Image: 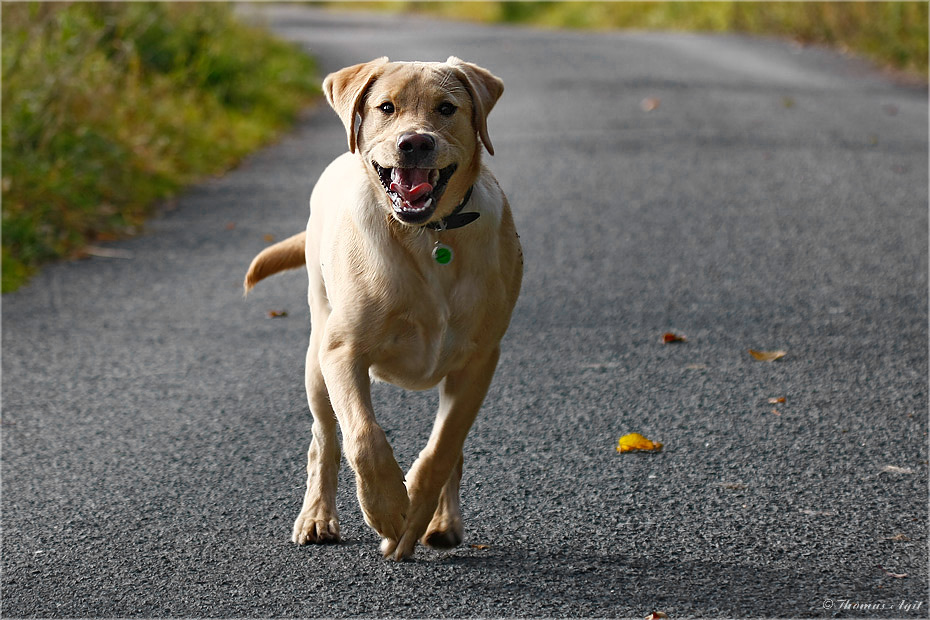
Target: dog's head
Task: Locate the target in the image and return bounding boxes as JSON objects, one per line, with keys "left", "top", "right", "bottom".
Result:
{"left": 323, "top": 57, "right": 504, "bottom": 226}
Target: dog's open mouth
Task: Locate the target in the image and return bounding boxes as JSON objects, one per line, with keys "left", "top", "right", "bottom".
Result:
{"left": 374, "top": 162, "right": 457, "bottom": 224}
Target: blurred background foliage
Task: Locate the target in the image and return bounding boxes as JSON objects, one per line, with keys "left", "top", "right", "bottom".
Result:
{"left": 2, "top": 2, "right": 318, "bottom": 292}
{"left": 338, "top": 1, "right": 928, "bottom": 76}
{"left": 3, "top": 2, "right": 925, "bottom": 292}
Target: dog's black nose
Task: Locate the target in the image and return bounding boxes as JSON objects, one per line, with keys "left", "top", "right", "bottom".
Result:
{"left": 397, "top": 132, "right": 436, "bottom": 154}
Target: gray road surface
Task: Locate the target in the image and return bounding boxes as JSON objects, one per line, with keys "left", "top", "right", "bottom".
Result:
{"left": 3, "top": 6, "right": 927, "bottom": 618}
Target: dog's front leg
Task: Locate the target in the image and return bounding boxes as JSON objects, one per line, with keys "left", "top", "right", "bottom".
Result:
{"left": 383, "top": 347, "right": 501, "bottom": 561}
{"left": 293, "top": 332, "right": 341, "bottom": 545}
{"left": 319, "top": 336, "right": 409, "bottom": 548}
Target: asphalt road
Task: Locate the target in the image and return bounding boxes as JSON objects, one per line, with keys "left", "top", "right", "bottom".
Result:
{"left": 3, "top": 6, "right": 927, "bottom": 618}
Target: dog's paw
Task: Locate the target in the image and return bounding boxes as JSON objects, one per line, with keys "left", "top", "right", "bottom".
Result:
{"left": 292, "top": 512, "right": 341, "bottom": 545}
{"left": 422, "top": 517, "right": 464, "bottom": 549}
{"left": 381, "top": 529, "right": 418, "bottom": 561}
{"left": 357, "top": 471, "right": 409, "bottom": 545}
{"left": 380, "top": 494, "right": 441, "bottom": 560}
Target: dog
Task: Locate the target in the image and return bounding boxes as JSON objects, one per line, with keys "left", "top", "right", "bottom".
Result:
{"left": 244, "top": 57, "right": 522, "bottom": 560}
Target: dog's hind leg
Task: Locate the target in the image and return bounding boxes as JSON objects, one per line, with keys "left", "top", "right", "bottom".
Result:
{"left": 292, "top": 330, "right": 342, "bottom": 544}
{"left": 385, "top": 346, "right": 501, "bottom": 560}
{"left": 422, "top": 451, "right": 464, "bottom": 549}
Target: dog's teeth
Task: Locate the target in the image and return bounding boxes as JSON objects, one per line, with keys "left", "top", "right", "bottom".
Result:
{"left": 424, "top": 198, "right": 433, "bottom": 209}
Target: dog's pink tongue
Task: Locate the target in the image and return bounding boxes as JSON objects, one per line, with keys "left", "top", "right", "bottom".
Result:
{"left": 390, "top": 168, "right": 432, "bottom": 202}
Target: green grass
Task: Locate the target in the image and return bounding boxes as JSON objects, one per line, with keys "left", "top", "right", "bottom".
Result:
{"left": 334, "top": 1, "right": 928, "bottom": 77}
{"left": 2, "top": 3, "right": 319, "bottom": 293}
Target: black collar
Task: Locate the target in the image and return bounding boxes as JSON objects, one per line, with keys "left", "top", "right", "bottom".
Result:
{"left": 425, "top": 186, "right": 479, "bottom": 231}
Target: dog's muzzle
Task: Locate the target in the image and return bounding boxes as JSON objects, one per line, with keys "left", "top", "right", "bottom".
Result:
{"left": 373, "top": 162, "right": 457, "bottom": 225}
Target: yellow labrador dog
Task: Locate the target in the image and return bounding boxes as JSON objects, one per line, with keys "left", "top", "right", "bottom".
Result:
{"left": 244, "top": 57, "right": 522, "bottom": 560}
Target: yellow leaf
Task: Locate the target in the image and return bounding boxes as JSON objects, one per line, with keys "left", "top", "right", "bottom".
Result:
{"left": 749, "top": 349, "right": 786, "bottom": 362}
{"left": 617, "top": 432, "right": 663, "bottom": 453}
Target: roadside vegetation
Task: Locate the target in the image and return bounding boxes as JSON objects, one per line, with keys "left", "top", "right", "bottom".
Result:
{"left": 339, "top": 1, "right": 928, "bottom": 77}
{"left": 1, "top": 3, "right": 318, "bottom": 292}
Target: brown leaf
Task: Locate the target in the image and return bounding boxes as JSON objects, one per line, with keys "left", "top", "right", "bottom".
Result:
{"left": 720, "top": 482, "right": 747, "bottom": 490}
{"left": 749, "top": 349, "right": 786, "bottom": 362}
{"left": 645, "top": 612, "right": 668, "bottom": 620}
{"left": 267, "top": 310, "right": 288, "bottom": 319}
{"left": 770, "top": 408, "right": 781, "bottom": 416}
{"left": 225, "top": 222, "right": 237, "bottom": 230}
{"left": 470, "top": 544, "right": 490, "bottom": 550}
{"left": 662, "top": 332, "right": 687, "bottom": 344}
{"left": 640, "top": 97, "right": 661, "bottom": 112}
{"left": 768, "top": 397, "right": 786, "bottom": 404}
{"left": 617, "top": 432, "right": 663, "bottom": 453}
{"left": 263, "top": 233, "right": 275, "bottom": 243}
{"left": 878, "top": 565, "right": 908, "bottom": 579}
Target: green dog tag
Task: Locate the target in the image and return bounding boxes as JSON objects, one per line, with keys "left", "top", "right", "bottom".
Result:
{"left": 432, "top": 242, "right": 453, "bottom": 265}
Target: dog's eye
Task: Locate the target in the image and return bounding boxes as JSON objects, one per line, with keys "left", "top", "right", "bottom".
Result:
{"left": 378, "top": 102, "right": 395, "bottom": 115}
{"left": 437, "top": 102, "right": 457, "bottom": 117}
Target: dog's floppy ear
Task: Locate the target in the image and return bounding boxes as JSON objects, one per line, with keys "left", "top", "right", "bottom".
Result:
{"left": 446, "top": 56, "right": 504, "bottom": 156}
{"left": 323, "top": 57, "right": 389, "bottom": 153}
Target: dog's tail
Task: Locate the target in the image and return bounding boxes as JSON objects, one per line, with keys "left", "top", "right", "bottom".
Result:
{"left": 243, "top": 231, "right": 307, "bottom": 294}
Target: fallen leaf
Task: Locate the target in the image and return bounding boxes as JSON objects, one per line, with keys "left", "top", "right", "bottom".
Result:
{"left": 878, "top": 565, "right": 908, "bottom": 579}
{"left": 83, "top": 246, "right": 133, "bottom": 259}
{"left": 263, "top": 233, "right": 275, "bottom": 243}
{"left": 720, "top": 482, "right": 747, "bottom": 490}
{"left": 617, "top": 432, "right": 663, "bottom": 453}
{"left": 645, "top": 612, "right": 668, "bottom": 620}
{"left": 662, "top": 332, "right": 687, "bottom": 344}
{"left": 470, "top": 544, "right": 490, "bottom": 550}
{"left": 768, "top": 397, "right": 786, "bottom": 404}
{"left": 800, "top": 509, "right": 836, "bottom": 516}
{"left": 770, "top": 408, "right": 781, "bottom": 416}
{"left": 267, "top": 310, "right": 288, "bottom": 319}
{"left": 640, "top": 97, "right": 661, "bottom": 112}
{"left": 881, "top": 465, "right": 914, "bottom": 474}
{"left": 749, "top": 349, "right": 786, "bottom": 362}
{"left": 225, "top": 222, "right": 236, "bottom": 230}
{"left": 684, "top": 363, "right": 706, "bottom": 370}
{"left": 885, "top": 533, "right": 909, "bottom": 541}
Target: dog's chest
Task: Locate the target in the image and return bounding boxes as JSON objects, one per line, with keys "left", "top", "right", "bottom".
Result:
{"left": 368, "top": 253, "right": 487, "bottom": 389}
